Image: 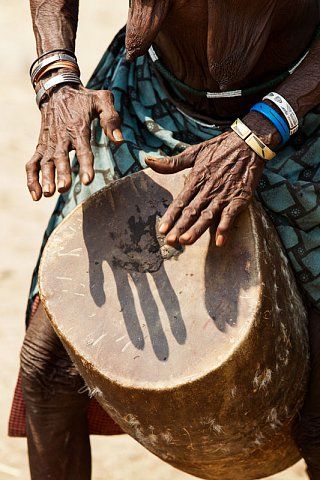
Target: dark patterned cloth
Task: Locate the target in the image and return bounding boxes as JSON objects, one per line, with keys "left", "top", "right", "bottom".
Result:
{"left": 27, "top": 27, "right": 320, "bottom": 317}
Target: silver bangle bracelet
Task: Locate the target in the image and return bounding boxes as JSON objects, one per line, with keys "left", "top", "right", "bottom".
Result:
{"left": 29, "top": 49, "right": 76, "bottom": 76}
{"left": 263, "top": 92, "right": 299, "bottom": 135}
{"left": 36, "top": 72, "right": 82, "bottom": 108}
{"left": 31, "top": 53, "right": 78, "bottom": 86}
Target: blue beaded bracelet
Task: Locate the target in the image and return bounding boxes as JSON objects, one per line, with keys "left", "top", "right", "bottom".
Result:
{"left": 250, "top": 102, "right": 290, "bottom": 147}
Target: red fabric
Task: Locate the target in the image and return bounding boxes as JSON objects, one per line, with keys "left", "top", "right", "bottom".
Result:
{"left": 8, "top": 296, "right": 123, "bottom": 438}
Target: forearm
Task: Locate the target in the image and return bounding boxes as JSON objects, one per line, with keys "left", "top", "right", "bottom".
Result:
{"left": 29, "top": 0, "right": 79, "bottom": 55}
{"left": 276, "top": 38, "right": 320, "bottom": 118}
{"left": 243, "top": 37, "right": 320, "bottom": 150}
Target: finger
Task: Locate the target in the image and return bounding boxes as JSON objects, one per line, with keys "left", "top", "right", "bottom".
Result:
{"left": 94, "top": 91, "right": 123, "bottom": 143}
{"left": 145, "top": 149, "right": 196, "bottom": 174}
{"left": 164, "top": 183, "right": 214, "bottom": 244}
{"left": 40, "top": 153, "right": 56, "bottom": 197}
{"left": 53, "top": 137, "right": 72, "bottom": 193}
{"left": 215, "top": 199, "right": 248, "bottom": 247}
{"left": 72, "top": 129, "right": 95, "bottom": 185}
{"left": 26, "top": 151, "right": 42, "bottom": 201}
{"left": 159, "top": 178, "right": 202, "bottom": 237}
{"left": 179, "top": 200, "right": 221, "bottom": 245}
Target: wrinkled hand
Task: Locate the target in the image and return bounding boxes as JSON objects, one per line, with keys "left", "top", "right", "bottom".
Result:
{"left": 146, "top": 131, "right": 266, "bottom": 247}
{"left": 26, "top": 85, "right": 123, "bottom": 200}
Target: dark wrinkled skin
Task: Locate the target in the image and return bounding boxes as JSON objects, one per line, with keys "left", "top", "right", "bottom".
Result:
{"left": 26, "top": 86, "right": 123, "bottom": 199}
{"left": 20, "top": 302, "right": 91, "bottom": 480}
{"left": 24, "top": 1, "right": 320, "bottom": 479}
{"left": 27, "top": 0, "right": 320, "bottom": 249}
{"left": 146, "top": 132, "right": 265, "bottom": 247}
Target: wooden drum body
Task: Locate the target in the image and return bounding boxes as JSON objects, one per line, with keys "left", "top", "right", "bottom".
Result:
{"left": 39, "top": 169, "right": 308, "bottom": 480}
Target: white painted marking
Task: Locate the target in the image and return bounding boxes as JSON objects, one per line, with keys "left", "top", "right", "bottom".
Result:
{"left": 116, "top": 335, "right": 126, "bottom": 343}
{"left": 121, "top": 341, "right": 131, "bottom": 352}
{"left": 58, "top": 248, "right": 82, "bottom": 257}
{"left": 92, "top": 333, "right": 107, "bottom": 347}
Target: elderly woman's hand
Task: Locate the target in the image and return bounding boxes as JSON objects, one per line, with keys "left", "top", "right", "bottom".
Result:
{"left": 146, "top": 126, "right": 270, "bottom": 248}
{"left": 26, "top": 85, "right": 123, "bottom": 201}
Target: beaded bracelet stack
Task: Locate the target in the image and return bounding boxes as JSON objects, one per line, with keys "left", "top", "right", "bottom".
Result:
{"left": 232, "top": 92, "right": 299, "bottom": 161}
{"left": 30, "top": 48, "right": 82, "bottom": 108}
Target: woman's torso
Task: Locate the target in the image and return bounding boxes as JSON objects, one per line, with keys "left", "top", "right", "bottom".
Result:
{"left": 153, "top": 0, "right": 320, "bottom": 119}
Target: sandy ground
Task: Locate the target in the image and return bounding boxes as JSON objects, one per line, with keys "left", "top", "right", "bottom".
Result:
{"left": 0, "top": 2, "right": 309, "bottom": 479}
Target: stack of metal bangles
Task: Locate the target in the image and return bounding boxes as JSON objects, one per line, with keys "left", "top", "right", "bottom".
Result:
{"left": 30, "top": 48, "right": 82, "bottom": 108}
{"left": 231, "top": 92, "right": 299, "bottom": 161}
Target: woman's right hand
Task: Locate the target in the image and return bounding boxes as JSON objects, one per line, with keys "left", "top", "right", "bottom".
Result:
{"left": 26, "top": 84, "right": 123, "bottom": 201}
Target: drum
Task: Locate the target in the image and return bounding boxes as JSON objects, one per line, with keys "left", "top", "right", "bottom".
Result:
{"left": 39, "top": 168, "right": 309, "bottom": 480}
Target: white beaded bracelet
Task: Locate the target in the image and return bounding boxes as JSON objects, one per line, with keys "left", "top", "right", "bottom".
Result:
{"left": 263, "top": 92, "right": 299, "bottom": 135}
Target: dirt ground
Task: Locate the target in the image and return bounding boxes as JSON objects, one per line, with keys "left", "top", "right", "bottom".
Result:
{"left": 0, "top": 1, "right": 308, "bottom": 479}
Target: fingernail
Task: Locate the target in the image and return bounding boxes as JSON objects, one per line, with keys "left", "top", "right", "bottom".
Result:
{"left": 82, "top": 173, "right": 90, "bottom": 185}
{"left": 180, "top": 233, "right": 191, "bottom": 243}
{"left": 113, "top": 129, "right": 123, "bottom": 142}
{"left": 31, "top": 191, "right": 37, "bottom": 201}
{"left": 43, "top": 184, "right": 51, "bottom": 194}
{"left": 58, "top": 180, "right": 65, "bottom": 191}
{"left": 166, "top": 234, "right": 177, "bottom": 244}
{"left": 159, "top": 223, "right": 169, "bottom": 234}
{"left": 216, "top": 234, "right": 225, "bottom": 247}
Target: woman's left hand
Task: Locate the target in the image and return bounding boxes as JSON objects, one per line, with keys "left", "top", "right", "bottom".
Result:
{"left": 145, "top": 130, "right": 267, "bottom": 247}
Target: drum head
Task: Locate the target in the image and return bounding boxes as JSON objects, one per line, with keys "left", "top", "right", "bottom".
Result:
{"left": 39, "top": 169, "right": 259, "bottom": 388}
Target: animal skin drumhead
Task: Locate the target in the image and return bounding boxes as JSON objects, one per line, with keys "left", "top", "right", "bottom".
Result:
{"left": 39, "top": 168, "right": 308, "bottom": 480}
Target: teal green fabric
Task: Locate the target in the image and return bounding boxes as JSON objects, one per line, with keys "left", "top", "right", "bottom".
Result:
{"left": 27, "top": 27, "right": 320, "bottom": 318}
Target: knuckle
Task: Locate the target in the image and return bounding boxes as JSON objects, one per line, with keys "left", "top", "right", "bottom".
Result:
{"left": 53, "top": 151, "right": 69, "bottom": 163}
{"left": 175, "top": 197, "right": 187, "bottom": 209}
{"left": 105, "top": 113, "right": 120, "bottom": 125}
{"left": 102, "top": 90, "right": 114, "bottom": 102}
{"left": 183, "top": 206, "right": 197, "bottom": 219}
{"left": 27, "top": 180, "right": 35, "bottom": 189}
{"left": 217, "top": 223, "right": 229, "bottom": 234}
{"left": 40, "top": 157, "right": 53, "bottom": 167}
{"left": 53, "top": 156, "right": 68, "bottom": 167}
{"left": 76, "top": 148, "right": 93, "bottom": 160}
{"left": 55, "top": 164, "right": 70, "bottom": 175}
{"left": 35, "top": 144, "right": 44, "bottom": 155}
{"left": 172, "top": 157, "right": 181, "bottom": 169}
{"left": 163, "top": 157, "right": 173, "bottom": 167}
{"left": 25, "top": 161, "right": 33, "bottom": 172}
{"left": 222, "top": 208, "right": 235, "bottom": 219}
{"left": 201, "top": 208, "right": 215, "bottom": 221}
{"left": 26, "top": 153, "right": 41, "bottom": 170}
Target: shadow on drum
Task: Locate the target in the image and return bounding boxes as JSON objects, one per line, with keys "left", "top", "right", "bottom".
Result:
{"left": 82, "top": 172, "right": 187, "bottom": 362}
{"left": 82, "top": 171, "right": 243, "bottom": 362}
{"left": 204, "top": 234, "right": 250, "bottom": 333}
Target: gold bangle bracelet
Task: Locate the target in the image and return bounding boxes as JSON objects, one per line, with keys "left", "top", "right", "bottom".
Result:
{"left": 231, "top": 118, "right": 276, "bottom": 161}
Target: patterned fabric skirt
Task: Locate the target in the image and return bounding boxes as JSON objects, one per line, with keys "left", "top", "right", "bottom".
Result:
{"left": 9, "top": 26, "right": 320, "bottom": 437}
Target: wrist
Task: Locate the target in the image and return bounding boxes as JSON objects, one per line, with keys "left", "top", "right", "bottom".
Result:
{"left": 243, "top": 110, "right": 282, "bottom": 150}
